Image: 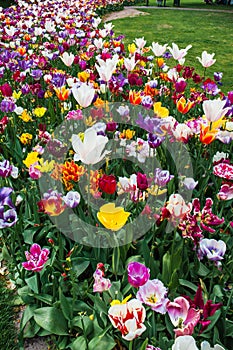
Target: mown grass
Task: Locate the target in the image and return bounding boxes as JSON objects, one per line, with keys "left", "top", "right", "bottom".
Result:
{"left": 0, "top": 277, "right": 19, "bottom": 350}
{"left": 110, "top": 6, "right": 233, "bottom": 93}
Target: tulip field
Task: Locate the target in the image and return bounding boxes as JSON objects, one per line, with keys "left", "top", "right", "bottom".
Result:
{"left": 0, "top": 0, "right": 233, "bottom": 349}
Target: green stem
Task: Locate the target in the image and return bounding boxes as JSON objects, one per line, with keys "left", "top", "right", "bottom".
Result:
{"left": 81, "top": 316, "right": 89, "bottom": 350}
{"left": 129, "top": 339, "right": 134, "bottom": 350}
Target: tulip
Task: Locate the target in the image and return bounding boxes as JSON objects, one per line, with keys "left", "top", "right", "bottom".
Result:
{"left": 93, "top": 268, "right": 112, "bottom": 293}
{"left": 108, "top": 298, "right": 146, "bottom": 341}
{"left": 201, "top": 341, "right": 225, "bottom": 350}
{"left": 137, "top": 172, "right": 148, "bottom": 191}
{"left": 63, "top": 191, "right": 80, "bottom": 208}
{"left": 72, "top": 83, "right": 95, "bottom": 108}
{"left": 177, "top": 96, "right": 195, "bottom": 114}
{"left": 97, "top": 203, "right": 130, "bottom": 231}
{"left": 203, "top": 99, "right": 229, "bottom": 123}
{"left": 60, "top": 51, "right": 75, "bottom": 67}
{"left": 196, "top": 50, "right": 216, "bottom": 68}
{"left": 136, "top": 279, "right": 169, "bottom": 314}
{"left": 166, "top": 194, "right": 192, "bottom": 223}
{"left": 199, "top": 238, "right": 226, "bottom": 262}
{"left": 213, "top": 162, "right": 233, "bottom": 180}
{"left": 172, "top": 335, "right": 198, "bottom": 350}
{"left": 95, "top": 54, "right": 119, "bottom": 82}
{"left": 217, "top": 183, "right": 233, "bottom": 200}
{"left": 127, "top": 261, "right": 150, "bottom": 288}
{"left": 124, "top": 55, "right": 138, "bottom": 72}
{"left": 98, "top": 174, "right": 117, "bottom": 195}
{"left": 167, "top": 296, "right": 200, "bottom": 336}
{"left": 72, "top": 128, "right": 110, "bottom": 165}
{"left": 22, "top": 243, "right": 50, "bottom": 272}
{"left": 150, "top": 42, "right": 168, "bottom": 57}
{"left": 168, "top": 43, "right": 192, "bottom": 64}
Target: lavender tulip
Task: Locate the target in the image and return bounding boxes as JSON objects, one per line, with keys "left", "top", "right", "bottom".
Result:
{"left": 0, "top": 208, "right": 18, "bottom": 228}
{"left": 136, "top": 279, "right": 169, "bottom": 314}
{"left": 127, "top": 262, "right": 150, "bottom": 288}
{"left": 199, "top": 238, "right": 226, "bottom": 262}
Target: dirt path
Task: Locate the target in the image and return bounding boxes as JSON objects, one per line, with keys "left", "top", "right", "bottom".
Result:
{"left": 103, "top": 5, "right": 233, "bottom": 21}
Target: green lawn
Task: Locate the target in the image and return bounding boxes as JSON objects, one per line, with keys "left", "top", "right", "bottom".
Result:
{"left": 110, "top": 4, "right": 233, "bottom": 93}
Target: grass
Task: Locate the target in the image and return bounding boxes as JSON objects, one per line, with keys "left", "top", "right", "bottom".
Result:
{"left": 110, "top": 2, "right": 233, "bottom": 93}
{"left": 0, "top": 277, "right": 19, "bottom": 350}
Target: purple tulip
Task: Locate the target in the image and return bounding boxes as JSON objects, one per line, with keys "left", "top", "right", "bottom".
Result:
{"left": 0, "top": 187, "right": 15, "bottom": 208}
{"left": 146, "top": 346, "right": 161, "bottom": 350}
{"left": 154, "top": 168, "right": 174, "bottom": 187}
{"left": 0, "top": 208, "right": 18, "bottom": 228}
{"left": 127, "top": 262, "right": 150, "bottom": 288}
{"left": 198, "top": 238, "right": 226, "bottom": 262}
{"left": 22, "top": 243, "right": 50, "bottom": 272}
{"left": 0, "top": 99, "right": 16, "bottom": 113}
{"left": 63, "top": 191, "right": 80, "bottom": 208}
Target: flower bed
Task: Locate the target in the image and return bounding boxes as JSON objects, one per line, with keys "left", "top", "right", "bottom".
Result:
{"left": 0, "top": 0, "right": 233, "bottom": 349}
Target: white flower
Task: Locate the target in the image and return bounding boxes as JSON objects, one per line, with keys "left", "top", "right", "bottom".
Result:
{"left": 213, "top": 151, "right": 229, "bottom": 163}
{"left": 5, "top": 26, "right": 16, "bottom": 37}
{"left": 71, "top": 128, "right": 110, "bottom": 165}
{"left": 150, "top": 42, "right": 168, "bottom": 57}
{"left": 196, "top": 50, "right": 216, "bottom": 68}
{"left": 124, "top": 55, "right": 138, "bottom": 72}
{"left": 72, "top": 83, "right": 95, "bottom": 108}
{"left": 60, "top": 52, "right": 75, "bottom": 67}
{"left": 203, "top": 99, "right": 230, "bottom": 123}
{"left": 168, "top": 43, "right": 192, "bottom": 64}
{"left": 134, "top": 37, "right": 147, "bottom": 50}
{"left": 201, "top": 341, "right": 225, "bottom": 350}
{"left": 172, "top": 335, "right": 198, "bottom": 350}
{"left": 95, "top": 54, "right": 119, "bottom": 82}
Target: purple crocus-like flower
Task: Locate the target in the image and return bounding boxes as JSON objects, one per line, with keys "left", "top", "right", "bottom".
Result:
{"left": 127, "top": 262, "right": 150, "bottom": 288}
{"left": 0, "top": 187, "right": 15, "bottom": 208}
{"left": 0, "top": 207, "right": 18, "bottom": 228}
{"left": 30, "top": 69, "right": 43, "bottom": 80}
{"left": 148, "top": 133, "right": 164, "bottom": 148}
{"left": 136, "top": 279, "right": 169, "bottom": 314}
{"left": 154, "top": 168, "right": 174, "bottom": 187}
{"left": 199, "top": 238, "right": 226, "bottom": 262}
{"left": 0, "top": 99, "right": 16, "bottom": 113}
{"left": 63, "top": 191, "right": 80, "bottom": 208}
{"left": 22, "top": 243, "right": 50, "bottom": 272}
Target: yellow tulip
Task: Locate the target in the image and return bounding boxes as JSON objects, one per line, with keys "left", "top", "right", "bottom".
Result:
{"left": 97, "top": 203, "right": 130, "bottom": 231}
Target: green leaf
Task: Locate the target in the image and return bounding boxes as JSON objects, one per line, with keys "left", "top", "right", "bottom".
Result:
{"left": 71, "top": 315, "right": 93, "bottom": 336}
{"left": 179, "top": 279, "right": 198, "bottom": 292}
{"left": 198, "top": 262, "right": 210, "bottom": 277}
{"left": 73, "top": 260, "right": 90, "bottom": 278}
{"left": 34, "top": 307, "right": 69, "bottom": 335}
{"left": 162, "top": 252, "right": 171, "bottom": 284}
{"left": 68, "top": 336, "right": 87, "bottom": 350}
{"left": 59, "top": 288, "right": 72, "bottom": 320}
{"left": 88, "top": 334, "right": 116, "bottom": 350}
{"left": 30, "top": 293, "right": 53, "bottom": 305}
{"left": 139, "top": 338, "right": 149, "bottom": 350}
{"left": 25, "top": 275, "right": 39, "bottom": 294}
{"left": 20, "top": 305, "right": 38, "bottom": 332}
{"left": 17, "top": 286, "right": 34, "bottom": 304}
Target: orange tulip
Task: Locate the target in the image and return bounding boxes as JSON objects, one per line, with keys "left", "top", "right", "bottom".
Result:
{"left": 177, "top": 96, "right": 195, "bottom": 114}
{"left": 129, "top": 90, "right": 142, "bottom": 105}
{"left": 54, "top": 86, "right": 70, "bottom": 101}
{"left": 200, "top": 124, "right": 218, "bottom": 145}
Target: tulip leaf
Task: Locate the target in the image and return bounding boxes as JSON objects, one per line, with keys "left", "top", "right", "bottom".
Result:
{"left": 139, "top": 338, "right": 149, "bottom": 350}
{"left": 25, "top": 275, "right": 39, "bottom": 294}
{"left": 68, "top": 336, "right": 87, "bottom": 350}
{"left": 34, "top": 307, "right": 69, "bottom": 335}
{"left": 179, "top": 279, "right": 198, "bottom": 292}
{"left": 88, "top": 334, "right": 116, "bottom": 350}
{"left": 73, "top": 259, "right": 90, "bottom": 278}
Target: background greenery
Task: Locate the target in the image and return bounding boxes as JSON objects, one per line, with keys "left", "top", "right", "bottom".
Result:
{"left": 108, "top": 5, "right": 233, "bottom": 93}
